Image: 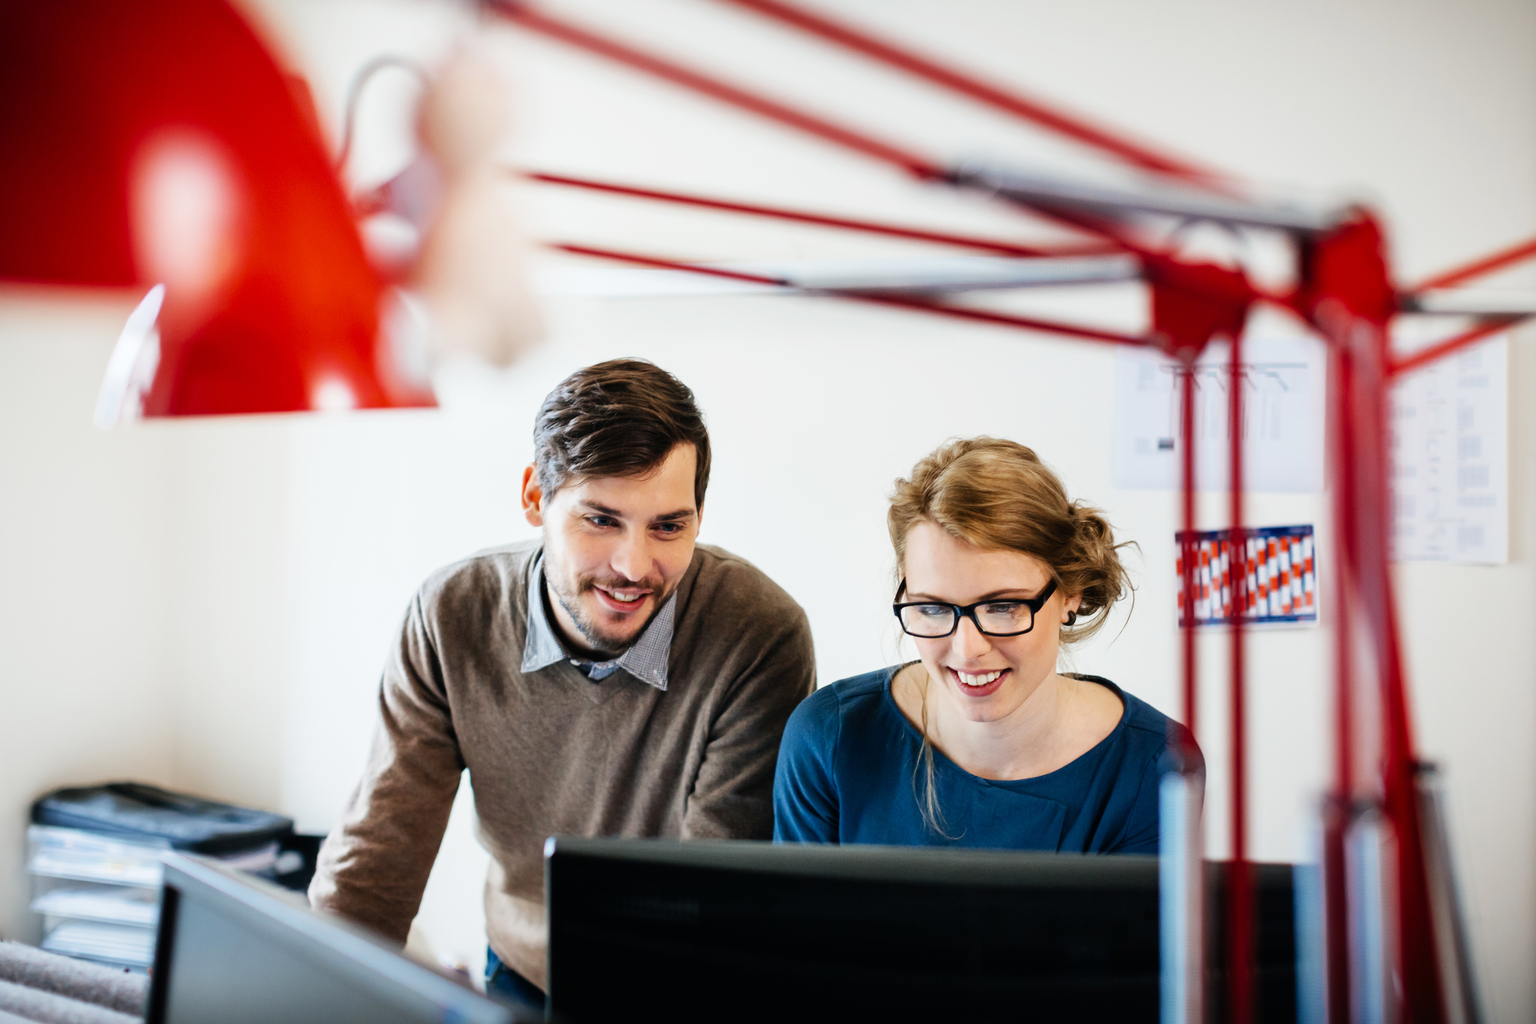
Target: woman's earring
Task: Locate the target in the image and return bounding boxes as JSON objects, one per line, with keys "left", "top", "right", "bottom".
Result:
{"left": 1064, "top": 610, "right": 1078, "bottom": 626}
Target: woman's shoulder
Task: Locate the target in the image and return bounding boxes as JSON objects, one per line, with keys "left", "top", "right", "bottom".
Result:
{"left": 783, "top": 667, "right": 901, "bottom": 741}
{"left": 780, "top": 666, "right": 897, "bottom": 767}
{"left": 1071, "top": 674, "right": 1205, "bottom": 775}
{"left": 791, "top": 666, "right": 896, "bottom": 717}
{"left": 828, "top": 666, "right": 899, "bottom": 700}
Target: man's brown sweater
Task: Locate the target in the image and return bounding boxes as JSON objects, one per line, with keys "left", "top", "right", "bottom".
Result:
{"left": 309, "top": 540, "right": 816, "bottom": 989}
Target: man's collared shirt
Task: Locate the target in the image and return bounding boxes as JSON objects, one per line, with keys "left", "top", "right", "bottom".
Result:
{"left": 520, "top": 552, "right": 673, "bottom": 690}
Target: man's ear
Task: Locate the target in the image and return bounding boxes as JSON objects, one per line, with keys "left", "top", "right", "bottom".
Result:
{"left": 521, "top": 466, "right": 545, "bottom": 527}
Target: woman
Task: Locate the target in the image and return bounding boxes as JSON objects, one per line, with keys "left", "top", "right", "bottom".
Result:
{"left": 774, "top": 437, "right": 1200, "bottom": 852}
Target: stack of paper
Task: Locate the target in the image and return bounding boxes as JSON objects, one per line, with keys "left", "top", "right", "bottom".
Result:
{"left": 31, "top": 887, "right": 159, "bottom": 927}
{"left": 39, "top": 921, "right": 157, "bottom": 967}
{"left": 27, "top": 825, "right": 283, "bottom": 969}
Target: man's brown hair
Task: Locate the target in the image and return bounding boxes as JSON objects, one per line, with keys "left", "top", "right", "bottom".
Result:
{"left": 533, "top": 359, "right": 712, "bottom": 510}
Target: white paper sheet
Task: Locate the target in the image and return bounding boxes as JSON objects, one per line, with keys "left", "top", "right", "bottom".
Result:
{"left": 1389, "top": 334, "right": 1509, "bottom": 564}
{"left": 1113, "top": 335, "right": 1327, "bottom": 493}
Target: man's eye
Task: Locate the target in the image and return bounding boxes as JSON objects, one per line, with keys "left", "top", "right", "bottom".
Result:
{"left": 587, "top": 516, "right": 617, "bottom": 528}
{"left": 654, "top": 522, "right": 684, "bottom": 535}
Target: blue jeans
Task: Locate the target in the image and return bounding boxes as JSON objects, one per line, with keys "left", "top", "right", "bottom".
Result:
{"left": 485, "top": 947, "right": 546, "bottom": 1018}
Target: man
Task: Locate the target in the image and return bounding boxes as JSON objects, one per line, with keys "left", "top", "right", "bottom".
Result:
{"left": 310, "top": 359, "right": 816, "bottom": 1009}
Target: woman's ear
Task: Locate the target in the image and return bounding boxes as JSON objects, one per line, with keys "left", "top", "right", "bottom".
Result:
{"left": 1063, "top": 592, "right": 1083, "bottom": 624}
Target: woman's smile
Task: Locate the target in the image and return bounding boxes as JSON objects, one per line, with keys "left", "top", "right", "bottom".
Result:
{"left": 947, "top": 666, "right": 1010, "bottom": 697}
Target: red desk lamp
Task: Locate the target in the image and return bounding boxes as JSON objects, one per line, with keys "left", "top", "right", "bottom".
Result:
{"left": 0, "top": 0, "right": 433, "bottom": 419}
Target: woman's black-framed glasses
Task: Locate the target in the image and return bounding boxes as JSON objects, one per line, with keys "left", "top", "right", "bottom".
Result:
{"left": 892, "top": 578, "right": 1059, "bottom": 638}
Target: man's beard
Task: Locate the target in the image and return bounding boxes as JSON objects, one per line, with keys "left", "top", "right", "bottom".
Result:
{"left": 546, "top": 570, "right": 669, "bottom": 657}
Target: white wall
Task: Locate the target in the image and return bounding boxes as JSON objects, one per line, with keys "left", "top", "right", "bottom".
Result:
{"left": 0, "top": 291, "right": 178, "bottom": 942}
{"left": 2, "top": 0, "right": 1532, "bottom": 1016}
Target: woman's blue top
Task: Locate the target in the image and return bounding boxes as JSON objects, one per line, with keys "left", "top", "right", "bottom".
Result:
{"left": 773, "top": 665, "right": 1200, "bottom": 853}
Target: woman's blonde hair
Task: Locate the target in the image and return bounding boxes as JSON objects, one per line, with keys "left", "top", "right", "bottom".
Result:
{"left": 888, "top": 436, "right": 1133, "bottom": 836}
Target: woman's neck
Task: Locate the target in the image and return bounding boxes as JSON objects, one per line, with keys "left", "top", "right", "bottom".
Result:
{"left": 895, "top": 663, "right": 1119, "bottom": 781}
{"left": 936, "top": 668, "right": 1068, "bottom": 780}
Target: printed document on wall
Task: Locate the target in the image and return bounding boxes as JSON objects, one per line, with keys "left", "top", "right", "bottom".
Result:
{"left": 1390, "top": 334, "right": 1508, "bottom": 564}
{"left": 1112, "top": 335, "right": 1326, "bottom": 493}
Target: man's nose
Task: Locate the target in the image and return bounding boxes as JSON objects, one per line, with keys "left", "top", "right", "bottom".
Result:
{"left": 952, "top": 615, "right": 993, "bottom": 659}
{"left": 610, "top": 530, "right": 653, "bottom": 584}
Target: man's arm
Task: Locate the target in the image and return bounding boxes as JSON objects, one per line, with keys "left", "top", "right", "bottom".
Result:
{"left": 680, "top": 610, "right": 816, "bottom": 841}
{"left": 309, "top": 591, "right": 465, "bottom": 943}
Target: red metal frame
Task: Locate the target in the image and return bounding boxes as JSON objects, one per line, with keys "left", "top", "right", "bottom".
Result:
{"left": 711, "top": 0, "right": 1235, "bottom": 191}
{"left": 549, "top": 241, "right": 1153, "bottom": 346}
{"left": 491, "top": 1, "right": 944, "bottom": 180}
{"left": 1389, "top": 315, "right": 1526, "bottom": 378}
{"left": 495, "top": 4, "right": 1536, "bottom": 1020}
{"left": 1408, "top": 235, "right": 1536, "bottom": 291}
{"left": 525, "top": 170, "right": 1118, "bottom": 258}
{"left": 1228, "top": 331, "right": 1253, "bottom": 1024}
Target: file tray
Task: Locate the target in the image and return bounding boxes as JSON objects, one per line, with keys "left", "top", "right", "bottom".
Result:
{"left": 31, "top": 782, "right": 293, "bottom": 854}
{"left": 27, "top": 826, "right": 167, "bottom": 888}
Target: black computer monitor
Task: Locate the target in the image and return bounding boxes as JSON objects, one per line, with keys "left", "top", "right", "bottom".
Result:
{"left": 147, "top": 853, "right": 517, "bottom": 1024}
{"left": 546, "top": 838, "right": 1297, "bottom": 1024}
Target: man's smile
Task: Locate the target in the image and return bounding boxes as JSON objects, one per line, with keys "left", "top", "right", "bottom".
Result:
{"left": 592, "top": 584, "right": 653, "bottom": 613}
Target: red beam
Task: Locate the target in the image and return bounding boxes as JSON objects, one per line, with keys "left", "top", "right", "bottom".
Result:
{"left": 548, "top": 241, "right": 1151, "bottom": 346}
{"left": 1228, "top": 335, "right": 1254, "bottom": 1024}
{"left": 1409, "top": 234, "right": 1536, "bottom": 292}
{"left": 524, "top": 170, "right": 1120, "bottom": 257}
{"left": 1388, "top": 315, "right": 1529, "bottom": 378}
{"left": 714, "top": 0, "right": 1233, "bottom": 192}
{"left": 1179, "top": 363, "right": 1198, "bottom": 740}
{"left": 489, "top": 1, "right": 945, "bottom": 181}
{"left": 1323, "top": 340, "right": 1356, "bottom": 1024}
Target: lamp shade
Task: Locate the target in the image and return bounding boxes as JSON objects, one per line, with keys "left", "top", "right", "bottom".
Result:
{"left": 0, "top": 0, "right": 432, "bottom": 416}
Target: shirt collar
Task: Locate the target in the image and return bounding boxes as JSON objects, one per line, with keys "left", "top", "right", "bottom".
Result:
{"left": 520, "top": 551, "right": 673, "bottom": 691}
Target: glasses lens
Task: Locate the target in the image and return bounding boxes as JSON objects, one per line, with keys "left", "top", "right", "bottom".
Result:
{"left": 899, "top": 603, "right": 958, "bottom": 637}
{"left": 974, "top": 601, "right": 1034, "bottom": 635}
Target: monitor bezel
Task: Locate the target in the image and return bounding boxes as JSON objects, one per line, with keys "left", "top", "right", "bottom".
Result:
{"left": 147, "top": 852, "right": 513, "bottom": 1024}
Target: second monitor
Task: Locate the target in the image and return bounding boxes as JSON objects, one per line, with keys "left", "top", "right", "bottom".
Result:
{"left": 546, "top": 838, "right": 1297, "bottom": 1024}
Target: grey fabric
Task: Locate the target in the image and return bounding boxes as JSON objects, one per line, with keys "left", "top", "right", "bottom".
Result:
{"left": 311, "top": 540, "right": 816, "bottom": 991}
{"left": 0, "top": 979, "right": 139, "bottom": 1024}
{"left": 0, "top": 944, "right": 146, "bottom": 1017}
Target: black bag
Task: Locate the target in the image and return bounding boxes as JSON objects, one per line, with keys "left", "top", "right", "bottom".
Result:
{"left": 31, "top": 782, "right": 294, "bottom": 855}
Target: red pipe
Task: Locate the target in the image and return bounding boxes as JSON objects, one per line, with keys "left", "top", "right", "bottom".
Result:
{"left": 712, "top": 0, "right": 1234, "bottom": 192}
{"left": 1320, "top": 294, "right": 1447, "bottom": 1023}
{"left": 1179, "top": 362, "right": 1198, "bottom": 742}
{"left": 1354, "top": 319, "right": 1445, "bottom": 1024}
{"left": 547, "top": 241, "right": 1152, "bottom": 346}
{"left": 1388, "top": 314, "right": 1529, "bottom": 378}
{"left": 527, "top": 170, "right": 1286, "bottom": 348}
{"left": 550, "top": 242, "right": 796, "bottom": 287}
{"left": 1308, "top": 210, "right": 1449, "bottom": 1022}
{"left": 490, "top": 3, "right": 1178, "bottom": 262}
{"left": 523, "top": 170, "right": 1118, "bottom": 257}
{"left": 1408, "top": 234, "right": 1536, "bottom": 291}
{"left": 1324, "top": 338, "right": 1355, "bottom": 1024}
{"left": 1227, "top": 334, "right": 1254, "bottom": 1024}
{"left": 491, "top": 3, "right": 1162, "bottom": 263}
{"left": 489, "top": 1, "right": 946, "bottom": 181}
